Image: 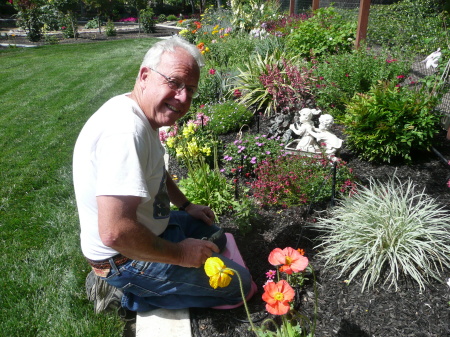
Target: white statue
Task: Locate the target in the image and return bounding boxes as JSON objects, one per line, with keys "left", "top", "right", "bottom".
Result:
{"left": 289, "top": 108, "right": 321, "bottom": 152}
{"left": 307, "top": 114, "right": 343, "bottom": 155}
{"left": 285, "top": 110, "right": 343, "bottom": 157}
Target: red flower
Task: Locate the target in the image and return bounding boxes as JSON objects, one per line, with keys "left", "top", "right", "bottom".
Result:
{"left": 262, "top": 280, "right": 295, "bottom": 315}
{"left": 233, "top": 89, "right": 242, "bottom": 98}
{"left": 209, "top": 68, "right": 216, "bottom": 75}
{"left": 268, "top": 247, "right": 308, "bottom": 274}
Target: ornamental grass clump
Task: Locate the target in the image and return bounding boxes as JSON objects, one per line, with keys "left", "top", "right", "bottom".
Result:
{"left": 313, "top": 174, "right": 450, "bottom": 292}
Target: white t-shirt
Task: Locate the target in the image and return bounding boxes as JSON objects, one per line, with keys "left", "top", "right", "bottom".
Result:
{"left": 73, "top": 94, "right": 169, "bottom": 260}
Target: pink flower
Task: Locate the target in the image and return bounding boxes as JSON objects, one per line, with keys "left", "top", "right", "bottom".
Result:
{"left": 209, "top": 68, "right": 216, "bottom": 75}
{"left": 266, "top": 270, "right": 276, "bottom": 280}
{"left": 447, "top": 179, "right": 450, "bottom": 188}
{"left": 397, "top": 75, "right": 405, "bottom": 79}
{"left": 268, "top": 247, "right": 309, "bottom": 275}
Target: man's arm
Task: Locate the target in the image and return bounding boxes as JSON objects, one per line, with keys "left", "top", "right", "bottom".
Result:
{"left": 97, "top": 195, "right": 218, "bottom": 267}
{"left": 165, "top": 171, "right": 215, "bottom": 225}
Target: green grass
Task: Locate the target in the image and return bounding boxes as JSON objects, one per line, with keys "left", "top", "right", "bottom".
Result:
{"left": 0, "top": 38, "right": 159, "bottom": 337}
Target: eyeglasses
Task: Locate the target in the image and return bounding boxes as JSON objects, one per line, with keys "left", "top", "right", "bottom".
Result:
{"left": 150, "top": 68, "right": 199, "bottom": 98}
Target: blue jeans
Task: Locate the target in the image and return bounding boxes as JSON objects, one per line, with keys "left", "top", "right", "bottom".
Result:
{"left": 103, "top": 211, "right": 252, "bottom": 312}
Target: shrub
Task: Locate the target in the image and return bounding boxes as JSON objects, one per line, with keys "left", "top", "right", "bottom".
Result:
{"left": 140, "top": 8, "right": 156, "bottom": 33}
{"left": 157, "top": 14, "right": 166, "bottom": 23}
{"left": 221, "top": 133, "right": 286, "bottom": 176}
{"left": 367, "top": 0, "right": 447, "bottom": 54}
{"left": 105, "top": 20, "right": 117, "bottom": 36}
{"left": 285, "top": 6, "right": 356, "bottom": 60}
{"left": 251, "top": 154, "right": 356, "bottom": 208}
{"left": 342, "top": 79, "right": 442, "bottom": 163}
{"left": 201, "top": 100, "right": 254, "bottom": 135}
{"left": 60, "top": 13, "right": 78, "bottom": 39}
{"left": 84, "top": 18, "right": 100, "bottom": 29}
{"left": 312, "top": 47, "right": 413, "bottom": 117}
{"left": 205, "top": 31, "right": 257, "bottom": 69}
{"left": 166, "top": 14, "right": 178, "bottom": 21}
{"left": 312, "top": 174, "right": 450, "bottom": 292}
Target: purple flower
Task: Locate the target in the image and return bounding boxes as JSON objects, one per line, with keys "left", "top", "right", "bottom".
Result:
{"left": 250, "top": 157, "right": 257, "bottom": 164}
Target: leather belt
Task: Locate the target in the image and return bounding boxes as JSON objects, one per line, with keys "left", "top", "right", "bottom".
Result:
{"left": 86, "top": 254, "right": 130, "bottom": 270}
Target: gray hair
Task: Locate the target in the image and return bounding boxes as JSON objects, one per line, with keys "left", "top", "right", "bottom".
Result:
{"left": 140, "top": 36, "right": 205, "bottom": 71}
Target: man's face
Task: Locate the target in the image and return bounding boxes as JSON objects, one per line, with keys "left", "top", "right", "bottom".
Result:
{"left": 140, "top": 49, "right": 200, "bottom": 129}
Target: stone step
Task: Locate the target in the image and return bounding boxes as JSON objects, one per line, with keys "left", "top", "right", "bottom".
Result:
{"left": 136, "top": 308, "right": 192, "bottom": 337}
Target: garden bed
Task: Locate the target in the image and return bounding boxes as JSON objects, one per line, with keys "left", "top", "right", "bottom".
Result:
{"left": 169, "top": 117, "right": 450, "bottom": 337}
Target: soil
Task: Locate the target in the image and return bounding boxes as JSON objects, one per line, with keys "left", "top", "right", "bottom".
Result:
{"left": 6, "top": 26, "right": 449, "bottom": 336}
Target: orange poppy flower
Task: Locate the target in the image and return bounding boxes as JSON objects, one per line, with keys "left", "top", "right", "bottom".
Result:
{"left": 268, "top": 247, "right": 308, "bottom": 275}
{"left": 262, "top": 280, "right": 295, "bottom": 315}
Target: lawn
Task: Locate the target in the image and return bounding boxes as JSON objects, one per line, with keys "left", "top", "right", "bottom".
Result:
{"left": 0, "top": 39, "right": 159, "bottom": 337}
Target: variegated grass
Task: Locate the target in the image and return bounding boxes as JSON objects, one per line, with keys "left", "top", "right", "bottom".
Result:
{"left": 312, "top": 174, "right": 450, "bottom": 292}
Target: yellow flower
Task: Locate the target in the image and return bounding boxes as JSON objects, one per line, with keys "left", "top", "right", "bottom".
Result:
{"left": 166, "top": 137, "right": 175, "bottom": 148}
{"left": 204, "top": 257, "right": 234, "bottom": 289}
{"left": 201, "top": 147, "right": 211, "bottom": 156}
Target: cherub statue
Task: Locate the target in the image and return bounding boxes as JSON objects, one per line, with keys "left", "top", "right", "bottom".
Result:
{"left": 307, "top": 114, "right": 343, "bottom": 155}
{"left": 289, "top": 108, "right": 321, "bottom": 152}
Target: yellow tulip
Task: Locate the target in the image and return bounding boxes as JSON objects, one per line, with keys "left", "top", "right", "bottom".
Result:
{"left": 204, "top": 257, "right": 234, "bottom": 289}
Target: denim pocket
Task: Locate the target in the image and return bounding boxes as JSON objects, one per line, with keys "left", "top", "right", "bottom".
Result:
{"left": 122, "top": 282, "right": 163, "bottom": 297}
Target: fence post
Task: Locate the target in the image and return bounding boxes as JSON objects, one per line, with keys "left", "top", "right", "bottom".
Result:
{"left": 312, "top": 0, "right": 319, "bottom": 11}
{"left": 355, "top": 0, "right": 371, "bottom": 49}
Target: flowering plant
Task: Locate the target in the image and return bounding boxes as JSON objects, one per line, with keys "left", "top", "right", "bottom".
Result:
{"left": 203, "top": 247, "right": 317, "bottom": 337}
{"left": 251, "top": 154, "right": 356, "bottom": 207}
{"left": 222, "top": 133, "right": 286, "bottom": 176}
{"left": 161, "top": 113, "right": 216, "bottom": 167}
{"left": 259, "top": 247, "right": 316, "bottom": 337}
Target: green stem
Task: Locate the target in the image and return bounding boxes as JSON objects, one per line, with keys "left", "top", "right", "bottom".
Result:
{"left": 229, "top": 268, "right": 258, "bottom": 333}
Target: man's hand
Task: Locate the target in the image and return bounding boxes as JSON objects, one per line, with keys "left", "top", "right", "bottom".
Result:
{"left": 185, "top": 203, "right": 215, "bottom": 226}
{"left": 177, "top": 238, "right": 219, "bottom": 268}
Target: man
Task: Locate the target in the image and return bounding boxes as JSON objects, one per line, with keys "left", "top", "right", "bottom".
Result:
{"left": 73, "top": 37, "right": 253, "bottom": 316}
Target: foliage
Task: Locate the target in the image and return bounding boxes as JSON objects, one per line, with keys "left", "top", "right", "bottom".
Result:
{"left": 203, "top": 31, "right": 257, "bottom": 69}
{"left": 60, "top": 12, "right": 78, "bottom": 38}
{"left": 259, "top": 58, "right": 315, "bottom": 116}
{"left": 85, "top": 18, "right": 101, "bottom": 29}
{"left": 139, "top": 8, "right": 156, "bottom": 33}
{"left": 234, "top": 50, "right": 315, "bottom": 116}
{"left": 166, "top": 14, "right": 178, "bottom": 21}
{"left": 343, "top": 79, "right": 443, "bottom": 163}
{"left": 193, "top": 67, "right": 234, "bottom": 107}
{"left": 157, "top": 14, "right": 167, "bottom": 22}
{"left": 178, "top": 158, "right": 237, "bottom": 217}
{"left": 230, "top": 0, "right": 281, "bottom": 31}
{"left": 367, "top": 0, "right": 448, "bottom": 54}
{"left": 200, "top": 100, "right": 254, "bottom": 135}
{"left": 311, "top": 47, "right": 413, "bottom": 117}
{"left": 261, "top": 13, "right": 311, "bottom": 38}
{"left": 105, "top": 19, "right": 117, "bottom": 36}
{"left": 251, "top": 154, "right": 356, "bottom": 208}
{"left": 12, "top": 0, "right": 45, "bottom": 41}
{"left": 221, "top": 133, "right": 286, "bottom": 176}
{"left": 285, "top": 6, "right": 356, "bottom": 60}
{"left": 313, "top": 174, "right": 450, "bottom": 292}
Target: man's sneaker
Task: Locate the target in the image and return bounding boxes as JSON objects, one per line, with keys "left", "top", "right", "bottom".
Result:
{"left": 85, "top": 270, "right": 124, "bottom": 314}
